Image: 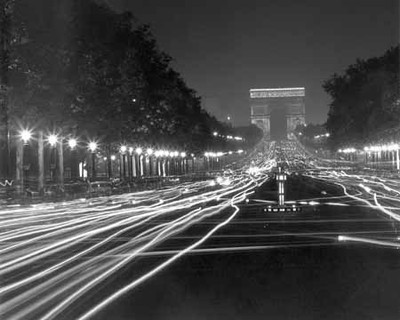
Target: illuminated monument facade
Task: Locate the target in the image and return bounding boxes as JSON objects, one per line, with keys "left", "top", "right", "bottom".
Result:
{"left": 250, "top": 87, "right": 306, "bottom": 140}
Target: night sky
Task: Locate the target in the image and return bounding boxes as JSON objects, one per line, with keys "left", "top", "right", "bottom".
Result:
{"left": 106, "top": 0, "right": 399, "bottom": 126}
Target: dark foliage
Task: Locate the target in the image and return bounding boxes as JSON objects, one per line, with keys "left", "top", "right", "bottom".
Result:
{"left": 323, "top": 46, "right": 399, "bottom": 149}
{"left": 5, "top": 0, "right": 233, "bottom": 155}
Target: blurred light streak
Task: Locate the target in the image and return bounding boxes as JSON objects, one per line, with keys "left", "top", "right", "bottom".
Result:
{"left": 338, "top": 235, "right": 400, "bottom": 248}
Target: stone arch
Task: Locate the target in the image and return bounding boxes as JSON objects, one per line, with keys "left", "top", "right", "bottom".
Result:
{"left": 250, "top": 87, "right": 306, "bottom": 140}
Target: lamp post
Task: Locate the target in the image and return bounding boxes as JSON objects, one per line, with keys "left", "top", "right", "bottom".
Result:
{"left": 128, "top": 147, "right": 135, "bottom": 178}
{"left": 88, "top": 141, "right": 97, "bottom": 180}
{"left": 48, "top": 134, "right": 58, "bottom": 182}
{"left": 191, "top": 154, "right": 195, "bottom": 174}
{"left": 135, "top": 147, "right": 143, "bottom": 177}
{"left": 120, "top": 145, "right": 127, "bottom": 180}
{"left": 166, "top": 151, "right": 171, "bottom": 176}
{"left": 147, "top": 148, "right": 153, "bottom": 176}
{"left": 161, "top": 151, "right": 167, "bottom": 176}
{"left": 68, "top": 138, "right": 77, "bottom": 179}
{"left": 110, "top": 154, "right": 116, "bottom": 177}
{"left": 180, "top": 152, "right": 186, "bottom": 175}
{"left": 46, "top": 133, "right": 64, "bottom": 192}
{"left": 127, "top": 147, "right": 132, "bottom": 180}
{"left": 16, "top": 129, "right": 32, "bottom": 194}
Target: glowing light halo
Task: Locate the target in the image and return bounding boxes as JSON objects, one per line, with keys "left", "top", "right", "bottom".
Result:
{"left": 88, "top": 142, "right": 98, "bottom": 152}
{"left": 47, "top": 134, "right": 58, "bottom": 146}
{"left": 68, "top": 138, "right": 77, "bottom": 149}
{"left": 20, "top": 129, "right": 32, "bottom": 143}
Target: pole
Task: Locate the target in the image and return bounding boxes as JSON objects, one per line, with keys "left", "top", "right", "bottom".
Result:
{"left": 57, "top": 139, "right": 64, "bottom": 190}
{"left": 15, "top": 139, "right": 23, "bottom": 194}
{"left": 149, "top": 156, "right": 153, "bottom": 176}
{"left": 128, "top": 154, "right": 132, "bottom": 180}
{"left": 38, "top": 131, "right": 44, "bottom": 194}
{"left": 91, "top": 153, "right": 96, "bottom": 180}
{"left": 122, "top": 154, "right": 126, "bottom": 179}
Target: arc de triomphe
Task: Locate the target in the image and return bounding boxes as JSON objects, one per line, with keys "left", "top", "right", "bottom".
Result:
{"left": 250, "top": 87, "right": 306, "bottom": 139}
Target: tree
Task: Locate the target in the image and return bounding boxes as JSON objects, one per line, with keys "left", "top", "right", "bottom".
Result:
{"left": 0, "top": 0, "right": 15, "bottom": 179}
{"left": 323, "top": 46, "right": 399, "bottom": 149}
{"left": 4, "top": 0, "right": 235, "bottom": 185}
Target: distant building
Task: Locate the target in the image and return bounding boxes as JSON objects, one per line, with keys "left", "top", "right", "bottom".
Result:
{"left": 250, "top": 87, "right": 306, "bottom": 140}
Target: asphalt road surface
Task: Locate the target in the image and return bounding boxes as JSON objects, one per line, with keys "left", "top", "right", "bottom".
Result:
{"left": 1, "top": 140, "right": 400, "bottom": 319}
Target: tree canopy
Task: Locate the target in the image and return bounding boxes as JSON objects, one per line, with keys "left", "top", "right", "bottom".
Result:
{"left": 323, "top": 46, "right": 399, "bottom": 149}
{"left": 6, "top": 0, "right": 240, "bottom": 156}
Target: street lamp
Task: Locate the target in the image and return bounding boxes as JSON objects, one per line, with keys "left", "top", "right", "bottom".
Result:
{"left": 146, "top": 148, "right": 154, "bottom": 175}
{"left": 180, "top": 152, "right": 187, "bottom": 175}
{"left": 16, "top": 129, "right": 33, "bottom": 194}
{"left": 68, "top": 138, "right": 77, "bottom": 149}
{"left": 127, "top": 147, "right": 135, "bottom": 178}
{"left": 20, "top": 129, "right": 32, "bottom": 145}
{"left": 135, "top": 147, "right": 143, "bottom": 176}
{"left": 47, "top": 134, "right": 59, "bottom": 182}
{"left": 47, "top": 134, "right": 58, "bottom": 147}
{"left": 120, "top": 145, "right": 127, "bottom": 179}
{"left": 66, "top": 138, "right": 78, "bottom": 179}
{"left": 120, "top": 145, "right": 127, "bottom": 153}
{"left": 88, "top": 141, "right": 97, "bottom": 180}
{"left": 88, "top": 141, "right": 97, "bottom": 153}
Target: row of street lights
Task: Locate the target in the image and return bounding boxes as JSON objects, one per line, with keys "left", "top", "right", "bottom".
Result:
{"left": 212, "top": 131, "right": 244, "bottom": 141}
{"left": 337, "top": 143, "right": 400, "bottom": 170}
{"left": 9, "top": 128, "right": 245, "bottom": 195}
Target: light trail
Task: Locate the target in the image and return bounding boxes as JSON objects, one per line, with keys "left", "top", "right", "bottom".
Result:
{"left": 75, "top": 188, "right": 252, "bottom": 320}
{"left": 0, "top": 143, "right": 273, "bottom": 320}
{"left": 338, "top": 235, "right": 400, "bottom": 248}
{"left": 2, "top": 139, "right": 400, "bottom": 319}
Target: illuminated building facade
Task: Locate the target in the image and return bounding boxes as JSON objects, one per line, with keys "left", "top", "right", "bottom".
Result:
{"left": 250, "top": 87, "right": 306, "bottom": 140}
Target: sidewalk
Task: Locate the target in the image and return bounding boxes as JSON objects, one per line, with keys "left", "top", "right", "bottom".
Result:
{"left": 0, "top": 172, "right": 215, "bottom": 206}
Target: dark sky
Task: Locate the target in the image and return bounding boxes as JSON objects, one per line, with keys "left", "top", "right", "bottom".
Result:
{"left": 107, "top": 0, "right": 399, "bottom": 126}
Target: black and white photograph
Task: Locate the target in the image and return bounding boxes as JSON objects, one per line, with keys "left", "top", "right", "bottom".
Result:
{"left": 0, "top": 0, "right": 399, "bottom": 319}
